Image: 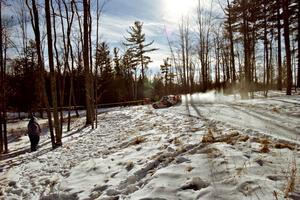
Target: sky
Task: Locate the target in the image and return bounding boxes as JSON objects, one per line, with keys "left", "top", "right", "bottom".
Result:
{"left": 4, "top": 0, "right": 223, "bottom": 74}
{"left": 96, "top": 0, "right": 213, "bottom": 74}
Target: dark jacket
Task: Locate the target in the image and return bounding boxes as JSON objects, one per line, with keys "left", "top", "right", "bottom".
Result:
{"left": 27, "top": 117, "right": 41, "bottom": 136}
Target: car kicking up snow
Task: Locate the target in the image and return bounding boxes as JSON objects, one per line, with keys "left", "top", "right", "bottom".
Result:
{"left": 152, "top": 95, "right": 182, "bottom": 109}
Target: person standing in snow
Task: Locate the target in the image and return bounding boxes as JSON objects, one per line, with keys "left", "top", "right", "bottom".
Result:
{"left": 27, "top": 114, "right": 41, "bottom": 151}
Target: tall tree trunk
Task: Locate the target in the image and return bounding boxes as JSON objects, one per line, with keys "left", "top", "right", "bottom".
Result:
{"left": 263, "top": 1, "right": 269, "bottom": 96}
{"left": 45, "top": 0, "right": 62, "bottom": 145}
{"left": 67, "top": 40, "right": 75, "bottom": 131}
{"left": 83, "top": 0, "right": 93, "bottom": 125}
{"left": 241, "top": 0, "right": 250, "bottom": 99}
{"left": 57, "top": 0, "right": 68, "bottom": 133}
{"left": 297, "top": 0, "right": 300, "bottom": 87}
{"left": 66, "top": 0, "right": 75, "bottom": 131}
{"left": 277, "top": 0, "right": 283, "bottom": 90}
{"left": 270, "top": 30, "right": 274, "bottom": 87}
{"left": 26, "top": 0, "right": 56, "bottom": 148}
{"left": 221, "top": 48, "right": 227, "bottom": 83}
{"left": 88, "top": 4, "right": 95, "bottom": 127}
{"left": 3, "top": 27, "right": 8, "bottom": 152}
{"left": 0, "top": 1, "right": 7, "bottom": 153}
{"left": 227, "top": 0, "right": 236, "bottom": 83}
{"left": 282, "top": 0, "right": 292, "bottom": 95}
{"left": 95, "top": 0, "right": 100, "bottom": 128}
{"left": 180, "top": 22, "right": 187, "bottom": 91}
{"left": 0, "top": 0, "right": 3, "bottom": 153}
{"left": 184, "top": 22, "right": 190, "bottom": 92}
{"left": 51, "top": 0, "right": 64, "bottom": 134}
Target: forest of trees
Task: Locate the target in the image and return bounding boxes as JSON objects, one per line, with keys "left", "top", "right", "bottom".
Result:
{"left": 0, "top": 0, "right": 299, "bottom": 153}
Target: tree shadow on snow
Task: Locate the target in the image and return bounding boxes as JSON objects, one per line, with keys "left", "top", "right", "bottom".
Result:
{"left": 0, "top": 126, "right": 87, "bottom": 171}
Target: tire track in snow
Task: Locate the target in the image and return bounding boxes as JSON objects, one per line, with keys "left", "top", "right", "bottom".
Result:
{"left": 174, "top": 100, "right": 300, "bottom": 146}
{"left": 187, "top": 101, "right": 229, "bottom": 199}
{"left": 230, "top": 105, "right": 300, "bottom": 139}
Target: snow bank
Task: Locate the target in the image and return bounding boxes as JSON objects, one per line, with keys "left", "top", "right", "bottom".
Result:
{"left": 1, "top": 93, "right": 300, "bottom": 200}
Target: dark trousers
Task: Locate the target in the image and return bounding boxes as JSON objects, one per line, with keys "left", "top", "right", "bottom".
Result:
{"left": 29, "top": 135, "right": 40, "bottom": 151}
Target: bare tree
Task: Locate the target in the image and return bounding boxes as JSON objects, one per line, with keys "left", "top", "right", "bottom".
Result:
{"left": 45, "top": 0, "right": 62, "bottom": 145}
{"left": 178, "top": 17, "right": 192, "bottom": 92}
{"left": 25, "top": 0, "right": 56, "bottom": 148}
{"left": 64, "top": 0, "right": 76, "bottom": 131}
{"left": 213, "top": 25, "right": 222, "bottom": 88}
{"left": 0, "top": 0, "right": 8, "bottom": 153}
{"left": 223, "top": 0, "right": 236, "bottom": 83}
{"left": 197, "top": 0, "right": 213, "bottom": 92}
{"left": 282, "top": 0, "right": 293, "bottom": 95}
{"left": 83, "top": 0, "right": 93, "bottom": 125}
{"left": 297, "top": 0, "right": 300, "bottom": 87}
{"left": 276, "top": 0, "right": 283, "bottom": 90}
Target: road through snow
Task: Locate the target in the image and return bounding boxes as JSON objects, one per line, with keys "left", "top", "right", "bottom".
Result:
{"left": 170, "top": 92, "right": 300, "bottom": 145}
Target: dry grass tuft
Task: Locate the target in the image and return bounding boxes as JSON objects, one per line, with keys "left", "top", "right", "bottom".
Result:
{"left": 260, "top": 138, "right": 270, "bottom": 145}
{"left": 273, "top": 190, "right": 279, "bottom": 200}
{"left": 201, "top": 130, "right": 249, "bottom": 145}
{"left": 207, "top": 148, "right": 222, "bottom": 158}
{"left": 274, "top": 143, "right": 295, "bottom": 151}
{"left": 176, "top": 146, "right": 184, "bottom": 152}
{"left": 284, "top": 158, "right": 297, "bottom": 197}
{"left": 185, "top": 165, "right": 194, "bottom": 172}
{"left": 259, "top": 138, "right": 271, "bottom": 153}
{"left": 235, "top": 162, "right": 248, "bottom": 176}
{"left": 202, "top": 129, "right": 215, "bottom": 143}
{"left": 260, "top": 144, "right": 270, "bottom": 153}
{"left": 125, "top": 161, "right": 134, "bottom": 171}
{"left": 213, "top": 132, "right": 239, "bottom": 145}
{"left": 238, "top": 135, "right": 250, "bottom": 142}
{"left": 174, "top": 137, "right": 182, "bottom": 146}
{"left": 132, "top": 136, "right": 146, "bottom": 145}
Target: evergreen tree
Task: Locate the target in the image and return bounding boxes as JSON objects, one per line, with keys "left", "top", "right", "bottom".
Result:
{"left": 123, "top": 21, "right": 157, "bottom": 97}
{"left": 160, "top": 58, "right": 172, "bottom": 95}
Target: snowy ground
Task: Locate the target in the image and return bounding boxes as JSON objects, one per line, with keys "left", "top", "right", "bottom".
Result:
{"left": 0, "top": 91, "right": 300, "bottom": 200}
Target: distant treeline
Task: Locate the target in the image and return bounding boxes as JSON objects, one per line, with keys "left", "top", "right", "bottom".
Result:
{"left": 1, "top": 0, "right": 299, "bottom": 152}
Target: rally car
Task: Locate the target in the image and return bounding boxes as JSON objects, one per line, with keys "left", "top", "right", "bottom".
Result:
{"left": 152, "top": 95, "right": 182, "bottom": 109}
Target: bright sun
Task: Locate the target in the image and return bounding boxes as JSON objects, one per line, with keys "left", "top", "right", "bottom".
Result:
{"left": 163, "top": 0, "right": 197, "bottom": 22}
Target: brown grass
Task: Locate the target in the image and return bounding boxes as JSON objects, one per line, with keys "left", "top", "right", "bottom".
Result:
{"left": 131, "top": 136, "right": 146, "bottom": 145}
{"left": 259, "top": 138, "right": 271, "bottom": 153}
{"left": 260, "top": 138, "right": 270, "bottom": 145}
{"left": 284, "top": 158, "right": 297, "bottom": 197}
{"left": 201, "top": 130, "right": 251, "bottom": 145}
{"left": 174, "top": 137, "right": 182, "bottom": 146}
{"left": 260, "top": 144, "right": 270, "bottom": 153}
{"left": 185, "top": 165, "right": 194, "bottom": 172}
{"left": 274, "top": 143, "right": 295, "bottom": 151}
{"left": 220, "top": 132, "right": 239, "bottom": 145}
{"left": 202, "top": 129, "right": 215, "bottom": 143}
{"left": 238, "top": 135, "right": 250, "bottom": 142}
{"left": 207, "top": 148, "right": 222, "bottom": 158}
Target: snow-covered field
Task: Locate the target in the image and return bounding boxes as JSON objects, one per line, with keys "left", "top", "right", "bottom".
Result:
{"left": 1, "top": 91, "right": 300, "bottom": 200}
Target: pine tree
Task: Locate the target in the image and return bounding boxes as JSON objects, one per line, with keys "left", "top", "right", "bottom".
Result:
{"left": 282, "top": 0, "right": 293, "bottom": 95}
{"left": 123, "top": 21, "right": 157, "bottom": 98}
{"left": 160, "top": 58, "right": 171, "bottom": 95}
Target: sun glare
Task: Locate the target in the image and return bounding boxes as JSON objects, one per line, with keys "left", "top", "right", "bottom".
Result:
{"left": 163, "top": 0, "right": 197, "bottom": 22}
